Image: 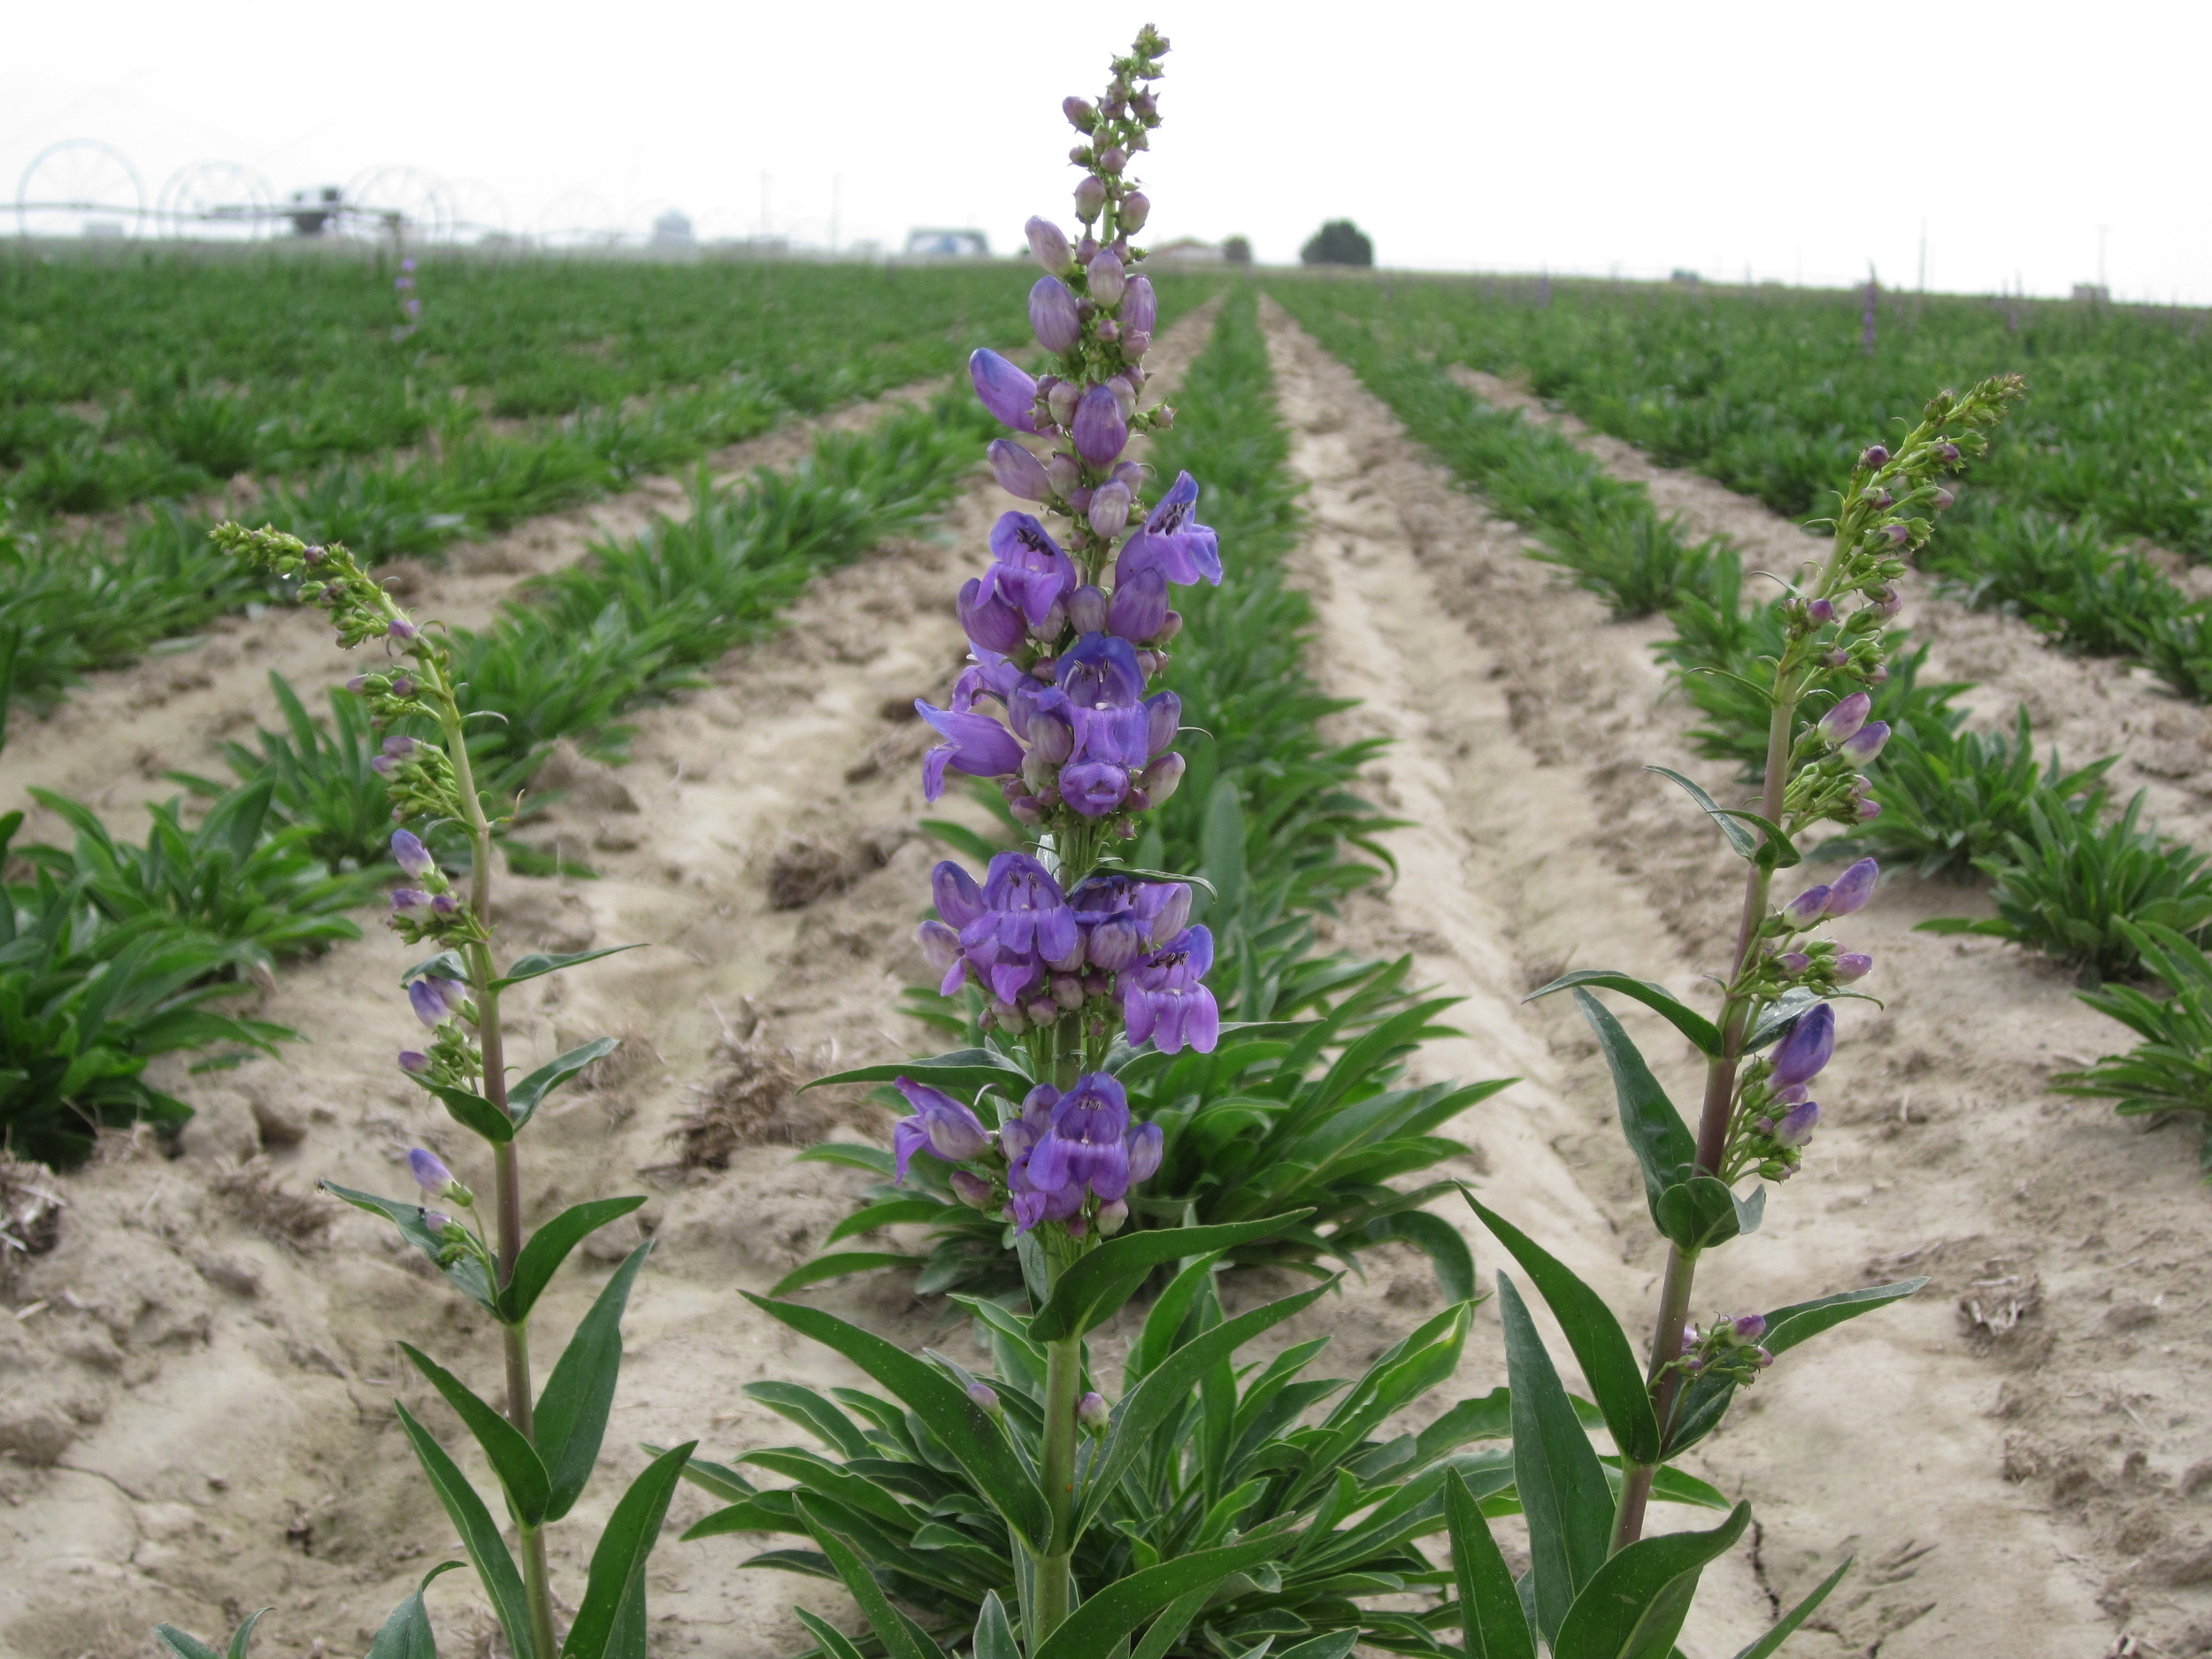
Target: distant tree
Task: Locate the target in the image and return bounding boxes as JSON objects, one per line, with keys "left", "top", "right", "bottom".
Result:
{"left": 1300, "top": 220, "right": 1372, "bottom": 267}
{"left": 1221, "top": 234, "right": 1253, "bottom": 266}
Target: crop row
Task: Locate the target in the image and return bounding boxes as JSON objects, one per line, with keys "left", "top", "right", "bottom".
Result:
{"left": 1274, "top": 286, "right": 2212, "bottom": 1161}
{"left": 2, "top": 386, "right": 999, "bottom": 1167}
{"left": 1296, "top": 275, "right": 2212, "bottom": 705}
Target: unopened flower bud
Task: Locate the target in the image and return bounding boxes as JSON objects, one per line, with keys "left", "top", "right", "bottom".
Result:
{"left": 1073, "top": 386, "right": 1128, "bottom": 465}
{"left": 408, "top": 975, "right": 469, "bottom": 1028}
{"left": 969, "top": 1379, "right": 1003, "bottom": 1416}
{"left": 1777, "top": 951, "right": 1811, "bottom": 975}
{"left": 988, "top": 439, "right": 1055, "bottom": 503}
{"left": 1064, "top": 96, "right": 1097, "bottom": 131}
{"left": 1929, "top": 486, "right": 1956, "bottom": 511}
{"left": 1067, "top": 584, "right": 1109, "bottom": 634}
{"left": 1935, "top": 442, "right": 1961, "bottom": 462}
{"left": 1030, "top": 277, "right": 1082, "bottom": 353}
{"left": 1769, "top": 1004, "right": 1836, "bottom": 1090}
{"left": 1855, "top": 798, "right": 1882, "bottom": 821}
{"left": 1047, "top": 381, "right": 1080, "bottom": 427}
{"left": 1131, "top": 89, "right": 1157, "bottom": 119}
{"left": 1097, "top": 319, "right": 1120, "bottom": 344}
{"left": 1824, "top": 857, "right": 1878, "bottom": 916}
{"left": 397, "top": 1050, "right": 430, "bottom": 1075}
{"left": 1839, "top": 721, "right": 1890, "bottom": 765}
{"left": 1026, "top": 216, "right": 1073, "bottom": 273}
{"left": 1119, "top": 191, "right": 1150, "bottom": 234}
{"left": 949, "top": 1171, "right": 995, "bottom": 1210}
{"left": 1779, "top": 885, "right": 1831, "bottom": 928}
{"left": 1025, "top": 995, "right": 1059, "bottom": 1027}
{"left": 1859, "top": 444, "right": 1889, "bottom": 470}
{"left": 1804, "top": 597, "right": 1835, "bottom": 626}
{"left": 1834, "top": 951, "right": 1873, "bottom": 982}
{"left": 1775, "top": 1100, "right": 1821, "bottom": 1147}
{"left": 1881, "top": 523, "right": 1910, "bottom": 549}
{"left": 1077, "top": 1391, "right": 1110, "bottom": 1432}
{"left": 1096, "top": 1198, "right": 1129, "bottom": 1235}
{"left": 1089, "top": 481, "right": 1132, "bottom": 539}
{"left": 1045, "top": 452, "right": 1080, "bottom": 495}
{"left": 1106, "top": 375, "right": 1136, "bottom": 419}
{"left": 1870, "top": 584, "right": 1903, "bottom": 617}
{"left": 1087, "top": 250, "right": 1127, "bottom": 307}
{"left": 1729, "top": 1313, "right": 1769, "bottom": 1342}
{"left": 1074, "top": 176, "right": 1107, "bottom": 223}
{"left": 1818, "top": 692, "right": 1870, "bottom": 746}
{"left": 1097, "top": 147, "right": 1127, "bottom": 175}
{"left": 408, "top": 1148, "right": 455, "bottom": 1194}
{"left": 1137, "top": 752, "right": 1185, "bottom": 803}
{"left": 388, "top": 618, "right": 418, "bottom": 642}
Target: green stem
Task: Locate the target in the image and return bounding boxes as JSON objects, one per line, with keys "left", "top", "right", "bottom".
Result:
{"left": 1035, "top": 1331, "right": 1084, "bottom": 1642}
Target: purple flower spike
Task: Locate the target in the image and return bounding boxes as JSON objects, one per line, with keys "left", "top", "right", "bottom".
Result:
{"left": 1124, "top": 926, "right": 1219, "bottom": 1054}
{"left": 988, "top": 439, "right": 1054, "bottom": 503}
{"left": 408, "top": 975, "right": 469, "bottom": 1029}
{"left": 1839, "top": 721, "right": 1891, "bottom": 764}
{"left": 1026, "top": 1072, "right": 1134, "bottom": 1201}
{"left": 1779, "top": 885, "right": 1831, "bottom": 928}
{"left": 916, "top": 703, "right": 1025, "bottom": 802}
{"left": 408, "top": 1148, "right": 454, "bottom": 1194}
{"left": 1117, "top": 472, "right": 1221, "bottom": 587}
{"left": 1030, "top": 277, "right": 1082, "bottom": 353}
{"left": 1108, "top": 566, "right": 1169, "bottom": 641}
{"left": 1824, "top": 857, "right": 1879, "bottom": 917}
{"left": 1818, "top": 693, "right": 1871, "bottom": 746}
{"left": 1775, "top": 1099, "right": 1822, "bottom": 1147}
{"left": 1834, "top": 952, "right": 1874, "bottom": 982}
{"left": 1073, "top": 385, "right": 1129, "bottom": 466}
{"left": 1769, "top": 1004, "right": 1835, "bottom": 1091}
{"left": 969, "top": 349, "right": 1043, "bottom": 434}
{"left": 1026, "top": 216, "right": 1073, "bottom": 273}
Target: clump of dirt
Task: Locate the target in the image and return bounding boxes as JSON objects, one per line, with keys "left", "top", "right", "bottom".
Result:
{"left": 211, "top": 1157, "right": 332, "bottom": 1247}
{"left": 765, "top": 828, "right": 905, "bottom": 910}
{"left": 0, "top": 1157, "right": 65, "bottom": 1281}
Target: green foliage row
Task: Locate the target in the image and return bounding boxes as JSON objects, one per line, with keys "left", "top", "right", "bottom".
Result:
{"left": 1272, "top": 288, "right": 2212, "bottom": 987}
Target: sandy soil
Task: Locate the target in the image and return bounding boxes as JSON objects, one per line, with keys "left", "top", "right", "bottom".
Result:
{"left": 8, "top": 294, "right": 2211, "bottom": 1659}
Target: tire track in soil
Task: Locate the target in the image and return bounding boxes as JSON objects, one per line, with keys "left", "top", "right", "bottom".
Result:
{"left": 1260, "top": 298, "right": 2121, "bottom": 1659}
{"left": 1, "top": 321, "right": 1240, "bottom": 1657}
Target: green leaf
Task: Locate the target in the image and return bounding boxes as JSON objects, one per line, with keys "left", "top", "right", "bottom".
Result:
{"left": 1730, "top": 1558, "right": 1853, "bottom": 1659}
{"left": 974, "top": 1592, "right": 1021, "bottom": 1659}
{"left": 1646, "top": 766, "right": 1759, "bottom": 859}
{"left": 743, "top": 1292, "right": 1049, "bottom": 1544}
{"left": 1498, "top": 1273, "right": 1613, "bottom": 1642}
{"left": 1360, "top": 1209, "right": 1477, "bottom": 1303}
{"left": 1445, "top": 1467, "right": 1537, "bottom": 1659}
{"left": 1033, "top": 1536, "right": 1288, "bottom": 1659}
{"left": 825, "top": 1198, "right": 949, "bottom": 1243}
{"left": 801, "top": 1047, "right": 1033, "bottom": 1099}
{"left": 1083, "top": 1279, "right": 1336, "bottom": 1532}
{"left": 402, "top": 949, "right": 470, "bottom": 986}
{"left": 559, "top": 1441, "right": 696, "bottom": 1659}
{"left": 1199, "top": 774, "right": 1248, "bottom": 922}
{"left": 1466, "top": 1196, "right": 1659, "bottom": 1465}
{"left": 1030, "top": 1211, "right": 1313, "bottom": 1341}
{"left": 320, "top": 1181, "right": 495, "bottom": 1312}
{"left": 366, "top": 1563, "right": 466, "bottom": 1659}
{"left": 492, "top": 943, "right": 644, "bottom": 990}
{"left": 918, "top": 818, "right": 1008, "bottom": 864}
{"left": 1651, "top": 1175, "right": 1746, "bottom": 1252}
{"left": 1128, "top": 1250, "right": 1227, "bottom": 1385}
{"left": 423, "top": 1081, "right": 515, "bottom": 1145}
{"left": 792, "top": 1496, "right": 941, "bottom": 1659}
{"left": 1130, "top": 1587, "right": 1215, "bottom": 1659}
{"left": 536, "top": 1242, "right": 652, "bottom": 1523}
{"left": 152, "top": 1627, "right": 225, "bottom": 1659}
{"left": 792, "top": 1609, "right": 873, "bottom": 1659}
{"left": 766, "top": 1251, "right": 918, "bottom": 1294}
{"left": 1571, "top": 991, "right": 1696, "bottom": 1229}
{"left": 393, "top": 1401, "right": 537, "bottom": 1659}
{"left": 508, "top": 1038, "right": 620, "bottom": 1131}
{"left": 1552, "top": 1502, "right": 1751, "bottom": 1659}
{"left": 501, "top": 1196, "right": 648, "bottom": 1324}
{"left": 1525, "top": 971, "right": 1722, "bottom": 1056}
{"left": 398, "top": 1342, "right": 553, "bottom": 1525}
{"left": 1276, "top": 1637, "right": 1359, "bottom": 1659}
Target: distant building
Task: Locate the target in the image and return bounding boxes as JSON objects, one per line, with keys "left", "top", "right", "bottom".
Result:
{"left": 2072, "top": 283, "right": 2110, "bottom": 303}
{"left": 904, "top": 228, "right": 990, "bottom": 258}
{"left": 1150, "top": 237, "right": 1224, "bottom": 265}
{"left": 652, "top": 210, "right": 695, "bottom": 248}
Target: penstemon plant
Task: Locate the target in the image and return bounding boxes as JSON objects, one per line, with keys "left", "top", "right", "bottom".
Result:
{"left": 158, "top": 523, "right": 695, "bottom": 1659}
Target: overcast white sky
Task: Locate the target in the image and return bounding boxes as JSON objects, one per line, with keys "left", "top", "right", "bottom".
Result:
{"left": 5, "top": 0, "right": 2206, "bottom": 300}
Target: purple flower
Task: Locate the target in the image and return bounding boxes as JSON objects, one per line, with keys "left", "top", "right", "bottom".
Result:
{"left": 1116, "top": 472, "right": 1221, "bottom": 587}
{"left": 891, "top": 1078, "right": 990, "bottom": 1181}
{"left": 1124, "top": 926, "right": 1219, "bottom": 1054}
{"left": 1839, "top": 722, "right": 1891, "bottom": 764}
{"left": 1073, "top": 385, "right": 1128, "bottom": 466}
{"left": 916, "top": 703, "right": 1025, "bottom": 802}
{"left": 1026, "top": 216, "right": 1073, "bottom": 273}
{"left": 1030, "top": 277, "right": 1082, "bottom": 353}
{"left": 1779, "top": 885, "right": 1831, "bottom": 928}
{"left": 969, "top": 349, "right": 1043, "bottom": 434}
{"left": 933, "top": 861, "right": 987, "bottom": 927}
{"left": 1108, "top": 567, "right": 1169, "bottom": 641}
{"left": 1774, "top": 1099, "right": 1822, "bottom": 1147}
{"left": 988, "top": 439, "right": 1054, "bottom": 502}
{"left": 1824, "top": 857, "right": 1879, "bottom": 917}
{"left": 1834, "top": 951, "right": 1873, "bottom": 982}
{"left": 408, "top": 1148, "right": 453, "bottom": 1193}
{"left": 1025, "top": 1072, "right": 1134, "bottom": 1202}
{"left": 1056, "top": 631, "right": 1147, "bottom": 709}
{"left": 408, "top": 976, "right": 468, "bottom": 1029}
{"left": 1769, "top": 1003, "right": 1835, "bottom": 1091}
{"left": 1817, "top": 693, "right": 1870, "bottom": 746}
{"left": 1132, "top": 880, "right": 1192, "bottom": 943}
{"left": 986, "top": 513, "right": 1079, "bottom": 624}
{"left": 917, "top": 918, "right": 963, "bottom": 987}
{"left": 958, "top": 576, "right": 1029, "bottom": 655}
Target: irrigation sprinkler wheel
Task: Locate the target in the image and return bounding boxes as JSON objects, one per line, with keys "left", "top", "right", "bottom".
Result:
{"left": 155, "top": 161, "right": 278, "bottom": 242}
{"left": 342, "top": 165, "right": 458, "bottom": 244}
{"left": 15, "top": 139, "right": 146, "bottom": 240}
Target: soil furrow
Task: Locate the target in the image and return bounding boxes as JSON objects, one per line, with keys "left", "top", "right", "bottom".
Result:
{"left": 1261, "top": 299, "right": 2127, "bottom": 1657}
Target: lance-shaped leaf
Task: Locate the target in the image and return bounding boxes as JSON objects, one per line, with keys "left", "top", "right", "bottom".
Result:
{"left": 493, "top": 943, "right": 644, "bottom": 990}
{"left": 154, "top": 1610, "right": 268, "bottom": 1659}
{"left": 560, "top": 1441, "right": 696, "bottom": 1659}
{"left": 793, "top": 1496, "right": 942, "bottom": 1659}
{"left": 825, "top": 1197, "right": 950, "bottom": 1244}
{"left": 321, "top": 1181, "right": 495, "bottom": 1313}
{"left": 973, "top": 1592, "right": 1021, "bottom": 1659}
{"left": 795, "top": 1609, "right": 875, "bottom": 1659}
{"left": 399, "top": 1341, "right": 553, "bottom": 1524}
{"left": 1033, "top": 1535, "right": 1291, "bottom": 1659}
{"left": 366, "top": 1562, "right": 465, "bottom": 1659}
{"left": 402, "top": 949, "right": 469, "bottom": 986}
{"left": 1647, "top": 766, "right": 1798, "bottom": 868}
{"left": 1526, "top": 971, "right": 1722, "bottom": 1056}
{"left": 1360, "top": 1209, "right": 1478, "bottom": 1303}
{"left": 1730, "top": 1558, "right": 1853, "bottom": 1659}
{"left": 1466, "top": 1195, "right": 1659, "bottom": 1466}
{"left": 1571, "top": 990, "right": 1697, "bottom": 1232}
{"left": 1029, "top": 1211, "right": 1313, "bottom": 1341}
{"left": 744, "top": 1292, "right": 1049, "bottom": 1544}
{"left": 1445, "top": 1467, "right": 1537, "bottom": 1659}
{"left": 536, "top": 1242, "right": 652, "bottom": 1523}
{"left": 1498, "top": 1272, "right": 1612, "bottom": 1642}
{"left": 767, "top": 1252, "right": 918, "bottom": 1295}
{"left": 393, "top": 1401, "right": 536, "bottom": 1659}
{"left": 1666, "top": 1279, "right": 1928, "bottom": 1457}
{"left": 424, "top": 1082, "right": 516, "bottom": 1145}
{"left": 500, "top": 1195, "right": 648, "bottom": 1324}
{"left": 1552, "top": 1501, "right": 1750, "bottom": 1659}
{"left": 802, "top": 1047, "right": 1035, "bottom": 1099}
{"left": 508, "top": 1038, "right": 620, "bottom": 1132}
